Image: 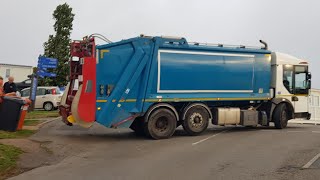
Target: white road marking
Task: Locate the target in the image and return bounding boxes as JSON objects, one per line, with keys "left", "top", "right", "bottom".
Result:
{"left": 260, "top": 130, "right": 278, "bottom": 132}
{"left": 287, "top": 131, "right": 305, "bottom": 133}
{"left": 312, "top": 131, "right": 320, "bottom": 134}
{"left": 192, "top": 129, "right": 231, "bottom": 146}
{"left": 302, "top": 153, "right": 320, "bottom": 169}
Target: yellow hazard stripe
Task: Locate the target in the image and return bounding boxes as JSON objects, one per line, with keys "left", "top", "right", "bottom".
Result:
{"left": 276, "top": 94, "right": 308, "bottom": 97}
{"left": 97, "top": 97, "right": 269, "bottom": 103}
{"left": 145, "top": 97, "right": 269, "bottom": 102}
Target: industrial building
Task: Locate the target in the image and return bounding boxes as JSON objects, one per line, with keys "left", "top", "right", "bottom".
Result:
{"left": 0, "top": 63, "right": 33, "bottom": 82}
{"left": 309, "top": 89, "right": 320, "bottom": 121}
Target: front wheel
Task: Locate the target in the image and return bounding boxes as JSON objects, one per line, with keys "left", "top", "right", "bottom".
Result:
{"left": 145, "top": 108, "right": 177, "bottom": 140}
{"left": 273, "top": 103, "right": 288, "bottom": 129}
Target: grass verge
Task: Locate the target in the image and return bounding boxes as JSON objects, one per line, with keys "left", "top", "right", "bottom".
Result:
{"left": 26, "top": 110, "right": 59, "bottom": 120}
{"left": 0, "top": 130, "right": 36, "bottom": 139}
{"left": 0, "top": 144, "right": 23, "bottom": 179}
{"left": 23, "top": 120, "right": 42, "bottom": 126}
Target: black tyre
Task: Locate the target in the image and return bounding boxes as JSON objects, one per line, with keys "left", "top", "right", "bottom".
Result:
{"left": 44, "top": 102, "right": 54, "bottom": 111}
{"left": 273, "top": 103, "right": 288, "bottom": 129}
{"left": 145, "top": 108, "right": 177, "bottom": 140}
{"left": 130, "top": 117, "right": 146, "bottom": 136}
{"left": 182, "top": 105, "right": 209, "bottom": 136}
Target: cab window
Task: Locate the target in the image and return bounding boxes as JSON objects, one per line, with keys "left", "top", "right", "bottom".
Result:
{"left": 283, "top": 65, "right": 309, "bottom": 94}
{"left": 294, "top": 66, "right": 308, "bottom": 94}
{"left": 283, "top": 65, "right": 293, "bottom": 93}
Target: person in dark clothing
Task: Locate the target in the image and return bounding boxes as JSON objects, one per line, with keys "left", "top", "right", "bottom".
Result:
{"left": 3, "top": 76, "right": 17, "bottom": 94}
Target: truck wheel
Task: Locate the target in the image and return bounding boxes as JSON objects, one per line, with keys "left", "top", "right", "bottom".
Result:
{"left": 183, "top": 105, "right": 209, "bottom": 136}
{"left": 273, "top": 103, "right": 288, "bottom": 129}
{"left": 44, "top": 102, "right": 54, "bottom": 111}
{"left": 130, "top": 117, "right": 145, "bottom": 136}
{"left": 145, "top": 108, "right": 177, "bottom": 140}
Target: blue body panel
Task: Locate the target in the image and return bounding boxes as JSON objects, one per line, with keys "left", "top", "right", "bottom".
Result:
{"left": 95, "top": 37, "right": 271, "bottom": 128}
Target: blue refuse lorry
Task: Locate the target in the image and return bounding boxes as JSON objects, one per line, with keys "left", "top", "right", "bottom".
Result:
{"left": 59, "top": 35, "right": 311, "bottom": 139}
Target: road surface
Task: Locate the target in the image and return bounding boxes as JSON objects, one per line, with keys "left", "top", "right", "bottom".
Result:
{"left": 10, "top": 120, "right": 320, "bottom": 180}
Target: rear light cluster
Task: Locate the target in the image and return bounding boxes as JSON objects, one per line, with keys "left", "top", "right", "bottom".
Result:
{"left": 52, "top": 88, "right": 56, "bottom": 95}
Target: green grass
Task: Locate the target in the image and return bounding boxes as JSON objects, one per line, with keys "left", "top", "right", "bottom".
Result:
{"left": 25, "top": 110, "right": 59, "bottom": 120}
{"left": 23, "top": 120, "right": 42, "bottom": 126}
{"left": 0, "top": 130, "right": 36, "bottom": 139}
{"left": 0, "top": 143, "right": 23, "bottom": 178}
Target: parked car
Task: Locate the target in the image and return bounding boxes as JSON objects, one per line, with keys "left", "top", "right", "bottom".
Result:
{"left": 16, "top": 79, "right": 32, "bottom": 91}
{"left": 21, "top": 86, "right": 62, "bottom": 111}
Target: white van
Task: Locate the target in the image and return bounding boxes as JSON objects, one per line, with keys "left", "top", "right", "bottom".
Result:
{"left": 21, "top": 86, "right": 62, "bottom": 111}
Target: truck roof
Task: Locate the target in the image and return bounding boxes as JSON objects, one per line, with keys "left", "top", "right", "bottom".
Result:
{"left": 96, "top": 36, "right": 271, "bottom": 55}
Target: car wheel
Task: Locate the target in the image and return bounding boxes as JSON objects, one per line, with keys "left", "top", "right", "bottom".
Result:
{"left": 44, "top": 102, "right": 54, "bottom": 111}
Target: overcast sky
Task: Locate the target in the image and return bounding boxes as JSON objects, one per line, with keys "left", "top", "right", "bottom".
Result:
{"left": 0, "top": 0, "right": 319, "bottom": 88}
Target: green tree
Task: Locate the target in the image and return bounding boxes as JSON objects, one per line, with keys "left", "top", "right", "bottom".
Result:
{"left": 40, "top": 3, "right": 74, "bottom": 86}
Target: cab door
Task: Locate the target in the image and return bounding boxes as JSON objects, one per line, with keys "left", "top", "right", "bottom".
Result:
{"left": 292, "top": 66, "right": 309, "bottom": 113}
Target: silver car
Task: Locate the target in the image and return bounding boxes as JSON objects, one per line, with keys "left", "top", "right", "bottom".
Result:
{"left": 21, "top": 86, "right": 62, "bottom": 111}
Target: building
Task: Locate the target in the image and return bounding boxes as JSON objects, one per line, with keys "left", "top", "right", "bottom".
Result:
{"left": 0, "top": 63, "right": 33, "bottom": 82}
{"left": 309, "top": 89, "right": 320, "bottom": 121}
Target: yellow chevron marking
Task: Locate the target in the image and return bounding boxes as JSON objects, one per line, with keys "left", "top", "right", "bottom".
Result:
{"left": 100, "top": 49, "right": 110, "bottom": 58}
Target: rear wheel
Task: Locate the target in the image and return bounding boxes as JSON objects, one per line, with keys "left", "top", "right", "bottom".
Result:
{"left": 273, "top": 103, "right": 288, "bottom": 129}
{"left": 44, "top": 102, "right": 54, "bottom": 111}
{"left": 183, "top": 105, "right": 209, "bottom": 135}
{"left": 145, "top": 108, "right": 177, "bottom": 140}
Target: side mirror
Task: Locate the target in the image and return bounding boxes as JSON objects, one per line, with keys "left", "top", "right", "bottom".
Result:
{"left": 307, "top": 79, "right": 311, "bottom": 89}
{"left": 307, "top": 73, "right": 312, "bottom": 80}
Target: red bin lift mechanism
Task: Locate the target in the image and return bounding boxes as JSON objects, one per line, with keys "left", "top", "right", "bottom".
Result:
{"left": 59, "top": 36, "right": 97, "bottom": 127}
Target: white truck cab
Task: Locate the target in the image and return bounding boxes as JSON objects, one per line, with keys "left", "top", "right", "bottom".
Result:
{"left": 271, "top": 52, "right": 311, "bottom": 119}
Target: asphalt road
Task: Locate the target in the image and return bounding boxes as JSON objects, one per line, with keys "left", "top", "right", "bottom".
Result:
{"left": 10, "top": 120, "right": 320, "bottom": 180}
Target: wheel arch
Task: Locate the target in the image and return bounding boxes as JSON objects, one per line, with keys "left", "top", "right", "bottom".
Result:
{"left": 144, "top": 103, "right": 179, "bottom": 122}
{"left": 271, "top": 98, "right": 294, "bottom": 120}
{"left": 182, "top": 103, "right": 213, "bottom": 121}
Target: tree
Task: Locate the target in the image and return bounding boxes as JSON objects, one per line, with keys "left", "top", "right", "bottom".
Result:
{"left": 40, "top": 3, "right": 75, "bottom": 86}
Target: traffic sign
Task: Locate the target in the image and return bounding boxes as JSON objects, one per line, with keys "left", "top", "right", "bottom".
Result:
{"left": 37, "top": 71, "right": 56, "bottom": 77}
{"left": 38, "top": 57, "right": 58, "bottom": 65}
{"left": 36, "top": 56, "right": 58, "bottom": 78}
{"left": 37, "top": 64, "right": 57, "bottom": 69}
{"left": 38, "top": 57, "right": 58, "bottom": 69}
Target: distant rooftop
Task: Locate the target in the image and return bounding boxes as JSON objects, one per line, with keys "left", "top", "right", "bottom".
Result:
{"left": 0, "top": 63, "right": 33, "bottom": 68}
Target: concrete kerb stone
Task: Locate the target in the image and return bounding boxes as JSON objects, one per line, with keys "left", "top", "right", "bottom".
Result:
{"left": 289, "top": 119, "right": 320, "bottom": 125}
{"left": 23, "top": 117, "right": 61, "bottom": 130}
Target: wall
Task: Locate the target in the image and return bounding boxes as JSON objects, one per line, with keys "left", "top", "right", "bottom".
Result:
{"left": 0, "top": 64, "right": 33, "bottom": 82}
{"left": 309, "top": 89, "right": 320, "bottom": 121}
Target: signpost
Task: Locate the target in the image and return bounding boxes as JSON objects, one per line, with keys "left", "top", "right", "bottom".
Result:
{"left": 28, "top": 56, "right": 58, "bottom": 111}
